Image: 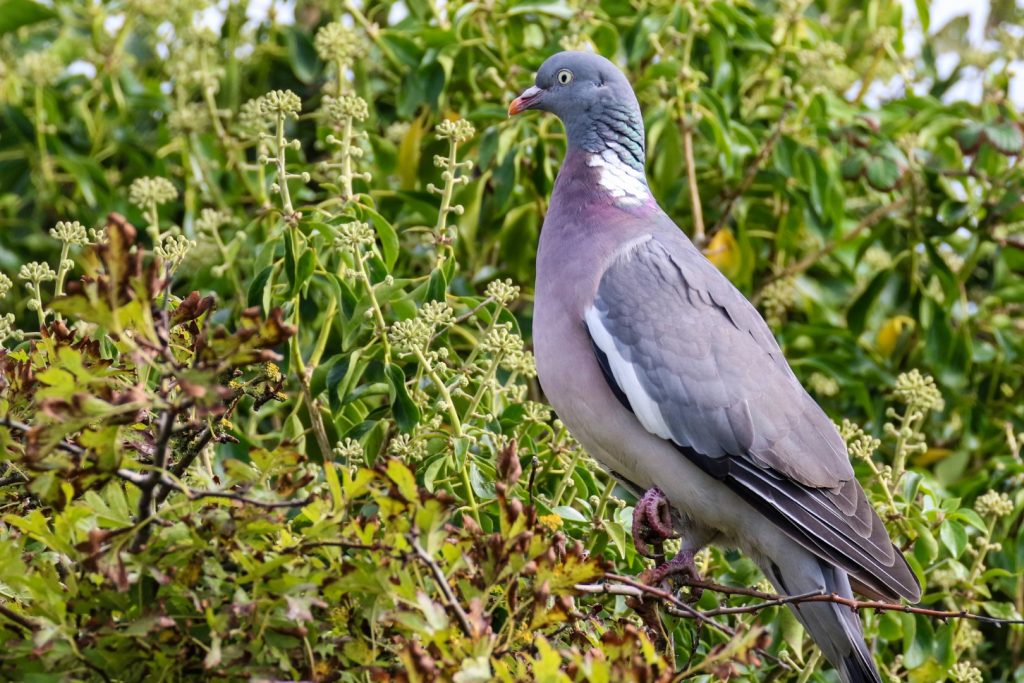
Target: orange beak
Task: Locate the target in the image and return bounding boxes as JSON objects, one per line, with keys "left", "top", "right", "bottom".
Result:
{"left": 508, "top": 86, "right": 543, "bottom": 116}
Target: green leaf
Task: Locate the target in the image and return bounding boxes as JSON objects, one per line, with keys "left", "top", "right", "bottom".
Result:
{"left": 847, "top": 269, "right": 890, "bottom": 335}
{"left": 324, "top": 462, "right": 343, "bottom": 514}
{"left": 0, "top": 0, "right": 55, "bottom": 34}
{"left": 387, "top": 459, "right": 419, "bottom": 502}
{"left": 360, "top": 206, "right": 400, "bottom": 270}
{"left": 984, "top": 120, "right": 1023, "bottom": 154}
{"left": 865, "top": 156, "right": 902, "bottom": 191}
{"left": 289, "top": 249, "right": 315, "bottom": 298}
{"left": 425, "top": 268, "right": 447, "bottom": 303}
{"left": 552, "top": 505, "right": 587, "bottom": 523}
{"left": 284, "top": 26, "right": 320, "bottom": 84}
{"left": 385, "top": 364, "right": 420, "bottom": 433}
{"left": 939, "top": 519, "right": 967, "bottom": 558}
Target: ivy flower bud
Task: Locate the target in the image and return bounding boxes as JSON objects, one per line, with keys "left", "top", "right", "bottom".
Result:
{"left": 332, "top": 437, "right": 364, "bottom": 463}
{"left": 389, "top": 318, "right": 432, "bottom": 353}
{"left": 20, "top": 51, "right": 62, "bottom": 85}
{"left": 323, "top": 94, "right": 369, "bottom": 123}
{"left": 0, "top": 313, "right": 21, "bottom": 346}
{"left": 419, "top": 301, "right": 454, "bottom": 328}
{"left": 155, "top": 234, "right": 197, "bottom": 272}
{"left": 335, "top": 221, "right": 375, "bottom": 249}
{"left": 237, "top": 96, "right": 273, "bottom": 138}
{"left": 974, "top": 490, "right": 1014, "bottom": 518}
{"left": 259, "top": 89, "right": 302, "bottom": 119}
{"left": 892, "top": 369, "right": 945, "bottom": 413}
{"left": 314, "top": 22, "right": 361, "bottom": 66}
{"left": 195, "top": 208, "right": 231, "bottom": 237}
{"left": 436, "top": 118, "right": 475, "bottom": 144}
{"left": 50, "top": 220, "right": 89, "bottom": 246}
{"left": 0, "top": 272, "right": 12, "bottom": 299}
{"left": 19, "top": 261, "right": 56, "bottom": 285}
{"left": 481, "top": 324, "right": 524, "bottom": 356}
{"left": 807, "top": 372, "right": 839, "bottom": 397}
{"left": 838, "top": 419, "right": 880, "bottom": 461}
{"left": 485, "top": 278, "right": 519, "bottom": 305}
{"left": 129, "top": 177, "right": 179, "bottom": 209}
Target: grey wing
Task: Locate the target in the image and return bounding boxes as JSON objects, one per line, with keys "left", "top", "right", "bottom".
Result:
{"left": 586, "top": 233, "right": 920, "bottom": 603}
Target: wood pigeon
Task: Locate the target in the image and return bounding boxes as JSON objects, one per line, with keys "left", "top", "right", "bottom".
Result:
{"left": 509, "top": 51, "right": 920, "bottom": 683}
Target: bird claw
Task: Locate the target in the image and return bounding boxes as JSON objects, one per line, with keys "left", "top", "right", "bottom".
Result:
{"left": 640, "top": 549, "right": 704, "bottom": 603}
{"left": 631, "top": 486, "right": 678, "bottom": 559}
{"left": 631, "top": 487, "right": 704, "bottom": 602}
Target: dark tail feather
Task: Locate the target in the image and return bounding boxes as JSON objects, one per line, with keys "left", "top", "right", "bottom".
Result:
{"left": 764, "top": 557, "right": 882, "bottom": 683}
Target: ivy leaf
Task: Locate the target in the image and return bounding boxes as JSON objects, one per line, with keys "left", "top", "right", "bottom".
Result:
{"left": 984, "top": 120, "right": 1023, "bottom": 154}
{"left": 865, "top": 155, "right": 903, "bottom": 191}
{"left": 0, "top": 0, "right": 55, "bottom": 34}
{"left": 938, "top": 519, "right": 967, "bottom": 558}
{"left": 955, "top": 122, "right": 985, "bottom": 154}
{"left": 385, "top": 363, "right": 420, "bottom": 433}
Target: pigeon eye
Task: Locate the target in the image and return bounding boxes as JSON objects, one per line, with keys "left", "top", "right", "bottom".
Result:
{"left": 556, "top": 69, "right": 573, "bottom": 85}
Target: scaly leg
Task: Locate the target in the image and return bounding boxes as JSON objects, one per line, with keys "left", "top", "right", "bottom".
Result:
{"left": 630, "top": 486, "right": 677, "bottom": 558}
{"left": 631, "top": 487, "right": 704, "bottom": 601}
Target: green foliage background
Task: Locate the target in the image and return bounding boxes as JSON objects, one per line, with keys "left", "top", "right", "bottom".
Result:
{"left": 1, "top": 0, "right": 1023, "bottom": 680}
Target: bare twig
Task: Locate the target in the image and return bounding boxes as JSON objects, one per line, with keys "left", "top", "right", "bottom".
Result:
{"left": 598, "top": 574, "right": 790, "bottom": 671}
{"left": 182, "top": 488, "right": 314, "bottom": 509}
{"left": 0, "top": 416, "right": 86, "bottom": 457}
{"left": 996, "top": 235, "right": 1024, "bottom": 251}
{"left": 410, "top": 534, "right": 475, "bottom": 638}
{"left": 710, "top": 103, "right": 793, "bottom": 237}
{"left": 130, "top": 407, "right": 180, "bottom": 552}
{"left": 0, "top": 602, "right": 38, "bottom": 633}
{"left": 681, "top": 115, "right": 706, "bottom": 247}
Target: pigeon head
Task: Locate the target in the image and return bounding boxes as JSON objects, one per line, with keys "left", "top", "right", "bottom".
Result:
{"left": 509, "top": 51, "right": 646, "bottom": 172}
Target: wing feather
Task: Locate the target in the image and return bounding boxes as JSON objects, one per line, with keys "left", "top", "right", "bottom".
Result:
{"left": 587, "top": 233, "right": 920, "bottom": 602}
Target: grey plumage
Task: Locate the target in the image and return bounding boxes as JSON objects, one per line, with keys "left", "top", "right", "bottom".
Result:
{"left": 513, "top": 51, "right": 921, "bottom": 683}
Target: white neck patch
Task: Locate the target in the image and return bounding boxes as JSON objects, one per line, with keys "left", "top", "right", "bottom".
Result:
{"left": 586, "top": 150, "right": 650, "bottom": 207}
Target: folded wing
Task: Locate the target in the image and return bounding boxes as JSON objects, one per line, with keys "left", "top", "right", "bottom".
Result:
{"left": 586, "top": 232, "right": 920, "bottom": 602}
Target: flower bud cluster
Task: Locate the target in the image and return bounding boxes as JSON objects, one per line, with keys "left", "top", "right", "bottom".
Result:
{"left": 759, "top": 276, "right": 795, "bottom": 328}
{"left": 50, "top": 221, "right": 89, "bottom": 246}
{"left": 974, "top": 490, "right": 1014, "bottom": 519}
{"left": 839, "top": 419, "right": 881, "bottom": 462}
{"left": 130, "top": 177, "right": 179, "bottom": 209}
{"left": 156, "top": 233, "right": 197, "bottom": 273}
{"left": 322, "top": 94, "right": 372, "bottom": 199}
{"left": 428, "top": 119, "right": 476, "bottom": 238}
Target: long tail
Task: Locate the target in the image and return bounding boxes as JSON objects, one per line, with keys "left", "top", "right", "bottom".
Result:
{"left": 761, "top": 551, "right": 881, "bottom": 683}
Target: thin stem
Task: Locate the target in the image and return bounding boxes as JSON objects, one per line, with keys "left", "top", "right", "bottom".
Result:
{"left": 795, "top": 649, "right": 822, "bottom": 683}
{"left": 276, "top": 115, "right": 294, "bottom": 215}
{"left": 31, "top": 281, "right": 46, "bottom": 328}
{"left": 462, "top": 352, "right": 501, "bottom": 421}
{"left": 434, "top": 140, "right": 458, "bottom": 235}
{"left": 552, "top": 447, "right": 584, "bottom": 507}
{"left": 33, "top": 86, "right": 54, "bottom": 187}
{"left": 353, "top": 248, "right": 391, "bottom": 363}
{"left": 413, "top": 347, "right": 461, "bottom": 436}
{"left": 587, "top": 477, "right": 617, "bottom": 552}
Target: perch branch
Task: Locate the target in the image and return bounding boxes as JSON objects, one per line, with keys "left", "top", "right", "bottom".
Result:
{"left": 580, "top": 574, "right": 1024, "bottom": 626}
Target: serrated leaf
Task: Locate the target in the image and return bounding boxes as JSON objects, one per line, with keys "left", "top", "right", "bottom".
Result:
{"left": 865, "top": 155, "right": 902, "bottom": 191}
{"left": 984, "top": 120, "right": 1023, "bottom": 154}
